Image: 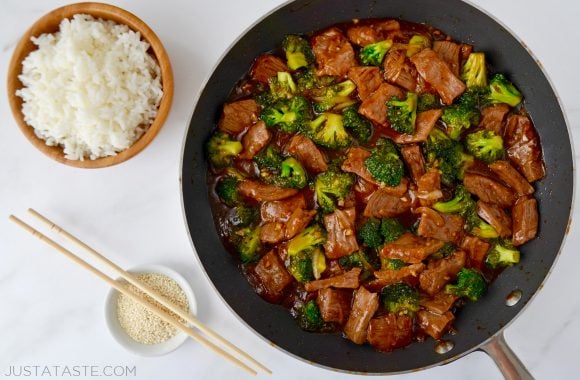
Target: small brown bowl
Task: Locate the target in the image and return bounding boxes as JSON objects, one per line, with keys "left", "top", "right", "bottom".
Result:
{"left": 6, "top": 2, "right": 174, "bottom": 168}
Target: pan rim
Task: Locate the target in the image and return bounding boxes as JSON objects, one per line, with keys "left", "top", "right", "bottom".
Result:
{"left": 178, "top": 0, "right": 575, "bottom": 374}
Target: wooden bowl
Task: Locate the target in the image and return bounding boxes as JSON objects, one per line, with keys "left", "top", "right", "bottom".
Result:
{"left": 6, "top": 2, "right": 174, "bottom": 168}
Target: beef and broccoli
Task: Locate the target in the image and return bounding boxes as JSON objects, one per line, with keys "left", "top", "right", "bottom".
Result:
{"left": 205, "top": 18, "right": 544, "bottom": 352}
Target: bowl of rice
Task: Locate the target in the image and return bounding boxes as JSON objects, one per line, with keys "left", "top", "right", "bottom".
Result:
{"left": 7, "top": 2, "right": 173, "bottom": 168}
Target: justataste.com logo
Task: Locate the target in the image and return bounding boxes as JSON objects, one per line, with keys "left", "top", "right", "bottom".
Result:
{"left": 3, "top": 365, "right": 136, "bottom": 377}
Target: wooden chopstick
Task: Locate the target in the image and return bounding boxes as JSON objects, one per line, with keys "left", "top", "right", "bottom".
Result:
{"left": 8, "top": 215, "right": 258, "bottom": 376}
{"left": 26, "top": 208, "right": 271, "bottom": 375}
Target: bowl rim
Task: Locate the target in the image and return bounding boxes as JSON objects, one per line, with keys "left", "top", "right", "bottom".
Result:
{"left": 104, "top": 263, "right": 197, "bottom": 357}
{"left": 6, "top": 2, "right": 174, "bottom": 169}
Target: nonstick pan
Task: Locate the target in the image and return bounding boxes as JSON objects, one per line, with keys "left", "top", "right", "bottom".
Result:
{"left": 180, "top": 0, "right": 573, "bottom": 377}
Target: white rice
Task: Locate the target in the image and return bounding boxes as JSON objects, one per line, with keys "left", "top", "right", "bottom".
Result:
{"left": 16, "top": 14, "right": 163, "bottom": 160}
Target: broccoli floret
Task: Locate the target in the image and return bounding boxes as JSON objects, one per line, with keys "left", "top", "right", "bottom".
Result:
{"left": 462, "top": 52, "right": 487, "bottom": 88}
{"left": 441, "top": 103, "right": 480, "bottom": 140}
{"left": 432, "top": 185, "right": 479, "bottom": 228}
{"left": 306, "top": 113, "right": 351, "bottom": 149}
{"left": 260, "top": 96, "right": 310, "bottom": 133}
{"left": 381, "top": 258, "right": 407, "bottom": 270}
{"left": 387, "top": 93, "right": 418, "bottom": 135}
{"left": 433, "top": 185, "right": 475, "bottom": 214}
{"left": 445, "top": 268, "right": 487, "bottom": 301}
{"left": 297, "top": 300, "right": 323, "bottom": 332}
{"left": 314, "top": 171, "right": 354, "bottom": 213}
{"left": 287, "top": 225, "right": 326, "bottom": 256}
{"left": 380, "top": 218, "right": 405, "bottom": 243}
{"left": 269, "top": 71, "right": 298, "bottom": 100}
{"left": 295, "top": 68, "right": 335, "bottom": 93}
{"left": 457, "top": 87, "right": 489, "bottom": 109}
{"left": 276, "top": 157, "right": 308, "bottom": 189}
{"left": 236, "top": 226, "right": 262, "bottom": 263}
{"left": 288, "top": 250, "right": 313, "bottom": 283}
{"left": 253, "top": 145, "right": 283, "bottom": 170}
{"left": 358, "top": 218, "right": 383, "bottom": 248}
{"left": 465, "top": 130, "right": 504, "bottom": 163}
{"left": 339, "top": 251, "right": 376, "bottom": 280}
{"left": 423, "top": 128, "right": 474, "bottom": 186}
{"left": 311, "top": 248, "right": 327, "bottom": 280}
{"left": 486, "top": 239, "right": 520, "bottom": 268}
{"left": 360, "top": 39, "right": 393, "bottom": 66}
{"left": 430, "top": 242, "right": 456, "bottom": 259}
{"left": 381, "top": 283, "right": 420, "bottom": 316}
{"left": 488, "top": 73, "right": 523, "bottom": 107}
{"left": 417, "top": 93, "right": 441, "bottom": 112}
{"left": 206, "top": 131, "right": 242, "bottom": 168}
{"left": 407, "top": 34, "right": 431, "bottom": 57}
{"left": 472, "top": 217, "right": 499, "bottom": 239}
{"left": 283, "top": 35, "right": 314, "bottom": 71}
{"left": 342, "top": 104, "right": 372, "bottom": 143}
{"left": 312, "top": 80, "right": 357, "bottom": 113}
{"left": 229, "top": 206, "right": 258, "bottom": 227}
{"left": 215, "top": 176, "right": 240, "bottom": 207}
{"left": 364, "top": 139, "right": 404, "bottom": 186}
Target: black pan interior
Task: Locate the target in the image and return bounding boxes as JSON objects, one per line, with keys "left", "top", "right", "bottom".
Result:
{"left": 181, "top": 0, "right": 573, "bottom": 373}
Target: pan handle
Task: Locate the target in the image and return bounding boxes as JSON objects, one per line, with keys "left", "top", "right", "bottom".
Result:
{"left": 479, "top": 332, "right": 533, "bottom": 380}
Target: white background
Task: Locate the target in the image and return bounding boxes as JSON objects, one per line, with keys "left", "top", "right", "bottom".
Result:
{"left": 1, "top": 1, "right": 579, "bottom": 379}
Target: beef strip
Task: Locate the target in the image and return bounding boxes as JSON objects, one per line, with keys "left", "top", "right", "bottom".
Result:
{"left": 461, "top": 234, "right": 491, "bottom": 270}
{"left": 363, "top": 187, "right": 412, "bottom": 218}
{"left": 238, "top": 179, "right": 299, "bottom": 201}
{"left": 259, "top": 222, "right": 286, "bottom": 243}
{"left": 410, "top": 48, "right": 466, "bottom": 105}
{"left": 344, "top": 287, "right": 379, "bottom": 344}
{"left": 383, "top": 49, "right": 417, "bottom": 92}
{"left": 358, "top": 83, "right": 404, "bottom": 126}
{"left": 478, "top": 104, "right": 510, "bottom": 135}
{"left": 286, "top": 134, "right": 328, "bottom": 174}
{"left": 285, "top": 208, "right": 316, "bottom": 239}
{"left": 477, "top": 200, "right": 512, "bottom": 237}
{"left": 393, "top": 109, "right": 443, "bottom": 144}
{"left": 316, "top": 288, "right": 352, "bottom": 325}
{"left": 250, "top": 54, "right": 288, "bottom": 84}
{"left": 324, "top": 208, "right": 360, "bottom": 259}
{"left": 504, "top": 114, "right": 545, "bottom": 182}
{"left": 463, "top": 172, "right": 516, "bottom": 207}
{"left": 218, "top": 99, "right": 259, "bottom": 134}
{"left": 254, "top": 250, "right": 293, "bottom": 303}
{"left": 488, "top": 160, "right": 534, "bottom": 196}
{"left": 420, "top": 292, "right": 458, "bottom": 314}
{"left": 419, "top": 250, "right": 466, "bottom": 295}
{"left": 305, "top": 267, "right": 362, "bottom": 292}
{"left": 512, "top": 195, "right": 538, "bottom": 246}
{"left": 346, "top": 19, "right": 401, "bottom": 46}
{"left": 432, "top": 40, "right": 461, "bottom": 77}
{"left": 416, "top": 168, "right": 443, "bottom": 206}
{"left": 347, "top": 66, "right": 383, "bottom": 101}
{"left": 400, "top": 144, "right": 426, "bottom": 183}
{"left": 341, "top": 147, "right": 378, "bottom": 184}
{"left": 367, "top": 314, "right": 414, "bottom": 352}
{"left": 371, "top": 263, "right": 425, "bottom": 287}
{"left": 239, "top": 121, "right": 271, "bottom": 160}
{"left": 380, "top": 233, "right": 446, "bottom": 264}
{"left": 261, "top": 194, "right": 306, "bottom": 223}
{"left": 355, "top": 177, "right": 379, "bottom": 204}
{"left": 416, "top": 310, "right": 455, "bottom": 340}
{"left": 417, "top": 210, "right": 464, "bottom": 244}
{"left": 312, "top": 27, "right": 357, "bottom": 77}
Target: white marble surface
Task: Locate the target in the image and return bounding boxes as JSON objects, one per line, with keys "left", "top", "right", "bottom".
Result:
{"left": 0, "top": 0, "right": 578, "bottom": 379}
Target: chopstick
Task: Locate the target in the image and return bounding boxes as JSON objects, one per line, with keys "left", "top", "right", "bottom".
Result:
{"left": 9, "top": 214, "right": 264, "bottom": 376}
{"left": 26, "top": 208, "right": 271, "bottom": 375}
